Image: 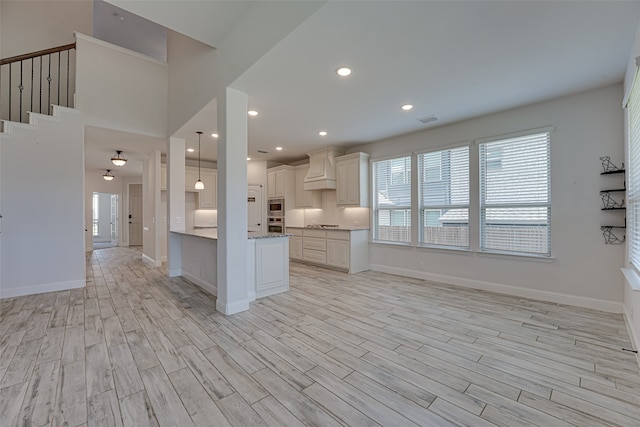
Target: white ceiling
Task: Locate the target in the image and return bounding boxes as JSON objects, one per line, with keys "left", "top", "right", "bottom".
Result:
{"left": 87, "top": 1, "right": 640, "bottom": 174}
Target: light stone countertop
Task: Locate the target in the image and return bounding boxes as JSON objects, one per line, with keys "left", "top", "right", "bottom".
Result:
{"left": 286, "top": 226, "right": 370, "bottom": 231}
{"left": 171, "top": 228, "right": 292, "bottom": 241}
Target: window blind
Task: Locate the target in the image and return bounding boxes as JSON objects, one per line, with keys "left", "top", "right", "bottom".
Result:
{"left": 628, "top": 77, "right": 640, "bottom": 269}
{"left": 479, "top": 132, "right": 551, "bottom": 256}
{"left": 417, "top": 146, "right": 469, "bottom": 248}
{"left": 372, "top": 156, "right": 412, "bottom": 243}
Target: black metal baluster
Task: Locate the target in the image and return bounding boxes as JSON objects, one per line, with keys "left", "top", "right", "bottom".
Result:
{"left": 8, "top": 64, "right": 12, "bottom": 121}
{"left": 66, "top": 50, "right": 70, "bottom": 107}
{"left": 47, "top": 54, "right": 51, "bottom": 114}
{"left": 57, "top": 51, "right": 61, "bottom": 106}
{"left": 30, "top": 58, "right": 34, "bottom": 114}
{"left": 39, "top": 56, "right": 42, "bottom": 114}
{"left": 19, "top": 60, "right": 23, "bottom": 122}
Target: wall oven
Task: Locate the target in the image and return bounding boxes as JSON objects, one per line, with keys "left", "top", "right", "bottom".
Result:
{"left": 267, "top": 216, "right": 285, "bottom": 233}
{"left": 268, "top": 198, "right": 284, "bottom": 217}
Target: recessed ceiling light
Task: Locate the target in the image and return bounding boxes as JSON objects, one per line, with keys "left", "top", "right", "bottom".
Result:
{"left": 248, "top": 110, "right": 258, "bottom": 116}
{"left": 247, "top": 157, "right": 251, "bottom": 161}
{"left": 318, "top": 131, "right": 328, "bottom": 136}
{"left": 336, "top": 67, "right": 352, "bottom": 77}
{"left": 275, "top": 146, "right": 283, "bottom": 151}
{"left": 187, "top": 148, "right": 195, "bottom": 152}
{"left": 211, "top": 133, "right": 218, "bottom": 138}
{"left": 401, "top": 104, "right": 413, "bottom": 111}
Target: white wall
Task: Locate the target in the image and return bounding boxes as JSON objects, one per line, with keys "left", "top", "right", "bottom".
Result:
{"left": 351, "top": 84, "right": 625, "bottom": 312}
{"left": 1, "top": 107, "right": 85, "bottom": 297}
{"left": 75, "top": 33, "right": 168, "bottom": 137}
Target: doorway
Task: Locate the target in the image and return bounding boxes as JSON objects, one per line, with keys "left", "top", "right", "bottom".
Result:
{"left": 248, "top": 184, "right": 263, "bottom": 233}
{"left": 129, "top": 184, "right": 143, "bottom": 246}
{"left": 92, "top": 192, "right": 119, "bottom": 250}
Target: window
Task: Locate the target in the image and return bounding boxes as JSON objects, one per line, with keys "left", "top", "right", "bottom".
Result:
{"left": 418, "top": 146, "right": 469, "bottom": 248}
{"left": 92, "top": 193, "right": 99, "bottom": 236}
{"left": 628, "top": 76, "right": 640, "bottom": 269}
{"left": 479, "top": 132, "right": 551, "bottom": 256}
{"left": 373, "top": 156, "right": 411, "bottom": 243}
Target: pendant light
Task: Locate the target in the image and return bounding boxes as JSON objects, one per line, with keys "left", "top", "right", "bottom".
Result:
{"left": 103, "top": 169, "right": 114, "bottom": 181}
{"left": 111, "top": 150, "right": 127, "bottom": 166}
{"left": 195, "top": 131, "right": 204, "bottom": 190}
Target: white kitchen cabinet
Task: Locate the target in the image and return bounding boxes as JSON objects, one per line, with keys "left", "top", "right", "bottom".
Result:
{"left": 290, "top": 227, "right": 368, "bottom": 273}
{"left": 326, "top": 238, "right": 349, "bottom": 269}
{"left": 160, "top": 164, "right": 167, "bottom": 191}
{"left": 198, "top": 170, "right": 217, "bottom": 209}
{"left": 268, "top": 169, "right": 286, "bottom": 198}
{"left": 336, "top": 152, "right": 370, "bottom": 207}
{"left": 295, "top": 164, "right": 322, "bottom": 208}
{"left": 185, "top": 167, "right": 200, "bottom": 192}
{"left": 288, "top": 228, "right": 303, "bottom": 260}
{"left": 255, "top": 237, "right": 290, "bottom": 298}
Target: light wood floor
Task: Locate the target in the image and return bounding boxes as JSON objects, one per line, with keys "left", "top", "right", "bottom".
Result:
{"left": 1, "top": 247, "right": 639, "bottom": 426}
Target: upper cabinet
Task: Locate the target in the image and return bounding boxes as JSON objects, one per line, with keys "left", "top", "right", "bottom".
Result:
{"left": 198, "top": 169, "right": 217, "bottom": 209}
{"left": 267, "top": 166, "right": 295, "bottom": 200}
{"left": 336, "top": 152, "right": 369, "bottom": 207}
{"left": 295, "top": 164, "right": 322, "bottom": 208}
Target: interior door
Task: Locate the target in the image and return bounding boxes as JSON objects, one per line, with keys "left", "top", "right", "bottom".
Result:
{"left": 248, "top": 184, "right": 263, "bottom": 233}
{"left": 129, "top": 184, "right": 143, "bottom": 246}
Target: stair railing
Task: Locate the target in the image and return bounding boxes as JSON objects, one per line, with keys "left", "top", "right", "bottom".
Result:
{"left": 0, "top": 42, "right": 76, "bottom": 124}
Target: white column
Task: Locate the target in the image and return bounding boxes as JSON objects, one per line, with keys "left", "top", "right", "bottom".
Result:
{"left": 168, "top": 137, "right": 186, "bottom": 277}
{"left": 216, "top": 87, "right": 249, "bottom": 314}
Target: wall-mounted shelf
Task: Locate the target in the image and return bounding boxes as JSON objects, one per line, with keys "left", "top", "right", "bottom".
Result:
{"left": 599, "top": 156, "right": 625, "bottom": 244}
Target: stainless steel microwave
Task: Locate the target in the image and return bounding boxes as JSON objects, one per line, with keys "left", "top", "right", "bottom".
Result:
{"left": 268, "top": 198, "right": 284, "bottom": 216}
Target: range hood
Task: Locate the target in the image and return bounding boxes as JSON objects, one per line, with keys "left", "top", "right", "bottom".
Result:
{"left": 304, "top": 146, "right": 346, "bottom": 190}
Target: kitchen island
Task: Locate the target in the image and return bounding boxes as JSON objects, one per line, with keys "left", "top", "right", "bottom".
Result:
{"left": 170, "top": 229, "right": 290, "bottom": 301}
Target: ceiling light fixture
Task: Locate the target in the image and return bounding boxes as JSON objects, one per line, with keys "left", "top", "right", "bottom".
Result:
{"left": 247, "top": 157, "right": 251, "bottom": 161}
{"left": 318, "top": 131, "right": 328, "bottom": 136}
{"left": 336, "top": 67, "right": 352, "bottom": 77}
{"left": 187, "top": 147, "right": 195, "bottom": 152}
{"left": 275, "top": 146, "right": 283, "bottom": 151}
{"left": 111, "top": 150, "right": 127, "bottom": 166}
{"left": 211, "top": 133, "right": 218, "bottom": 138}
{"left": 195, "top": 131, "right": 204, "bottom": 190}
{"left": 401, "top": 104, "right": 413, "bottom": 111}
{"left": 248, "top": 110, "right": 258, "bottom": 116}
{"left": 102, "top": 169, "right": 114, "bottom": 181}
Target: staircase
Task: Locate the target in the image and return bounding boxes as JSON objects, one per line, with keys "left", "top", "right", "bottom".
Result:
{"left": 0, "top": 43, "right": 76, "bottom": 131}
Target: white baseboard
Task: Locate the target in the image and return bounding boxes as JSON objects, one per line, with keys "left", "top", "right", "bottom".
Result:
{"left": 623, "top": 303, "right": 640, "bottom": 369}
{"left": 216, "top": 298, "right": 250, "bottom": 315}
{"left": 141, "top": 254, "right": 162, "bottom": 267}
{"left": 248, "top": 290, "right": 256, "bottom": 303}
{"left": 181, "top": 271, "right": 217, "bottom": 297}
{"left": 1, "top": 279, "right": 85, "bottom": 299}
{"left": 168, "top": 268, "right": 181, "bottom": 277}
{"left": 369, "top": 264, "right": 624, "bottom": 314}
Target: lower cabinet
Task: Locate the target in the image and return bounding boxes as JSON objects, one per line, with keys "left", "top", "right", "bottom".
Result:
{"left": 288, "top": 228, "right": 368, "bottom": 274}
{"left": 254, "top": 237, "right": 289, "bottom": 298}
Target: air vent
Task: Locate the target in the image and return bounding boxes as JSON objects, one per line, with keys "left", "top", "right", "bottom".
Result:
{"left": 257, "top": 149, "right": 269, "bottom": 154}
{"left": 418, "top": 115, "right": 438, "bottom": 124}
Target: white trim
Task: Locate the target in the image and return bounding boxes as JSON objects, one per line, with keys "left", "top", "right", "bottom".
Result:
{"left": 247, "top": 290, "right": 256, "bottom": 303}
{"left": 369, "top": 263, "right": 623, "bottom": 313}
{"left": 477, "top": 250, "right": 555, "bottom": 263}
{"left": 623, "top": 57, "right": 640, "bottom": 108}
{"left": 0, "top": 280, "right": 85, "bottom": 299}
{"left": 181, "top": 271, "right": 217, "bottom": 296}
{"left": 414, "top": 140, "right": 472, "bottom": 155}
{"left": 168, "top": 268, "right": 181, "bottom": 277}
{"left": 622, "top": 267, "right": 640, "bottom": 291}
{"left": 474, "top": 126, "right": 555, "bottom": 145}
{"left": 141, "top": 253, "right": 161, "bottom": 267}
{"left": 216, "top": 299, "right": 250, "bottom": 315}
{"left": 74, "top": 32, "right": 168, "bottom": 66}
{"left": 622, "top": 303, "right": 640, "bottom": 369}
{"left": 369, "top": 151, "right": 413, "bottom": 163}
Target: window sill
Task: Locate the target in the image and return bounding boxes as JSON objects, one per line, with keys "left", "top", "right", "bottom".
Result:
{"left": 370, "top": 240, "right": 412, "bottom": 248}
{"left": 416, "top": 245, "right": 472, "bottom": 255}
{"left": 477, "top": 250, "right": 555, "bottom": 262}
{"left": 622, "top": 268, "right": 640, "bottom": 291}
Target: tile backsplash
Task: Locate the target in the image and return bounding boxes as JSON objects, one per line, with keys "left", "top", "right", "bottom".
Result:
{"left": 302, "top": 191, "right": 370, "bottom": 228}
